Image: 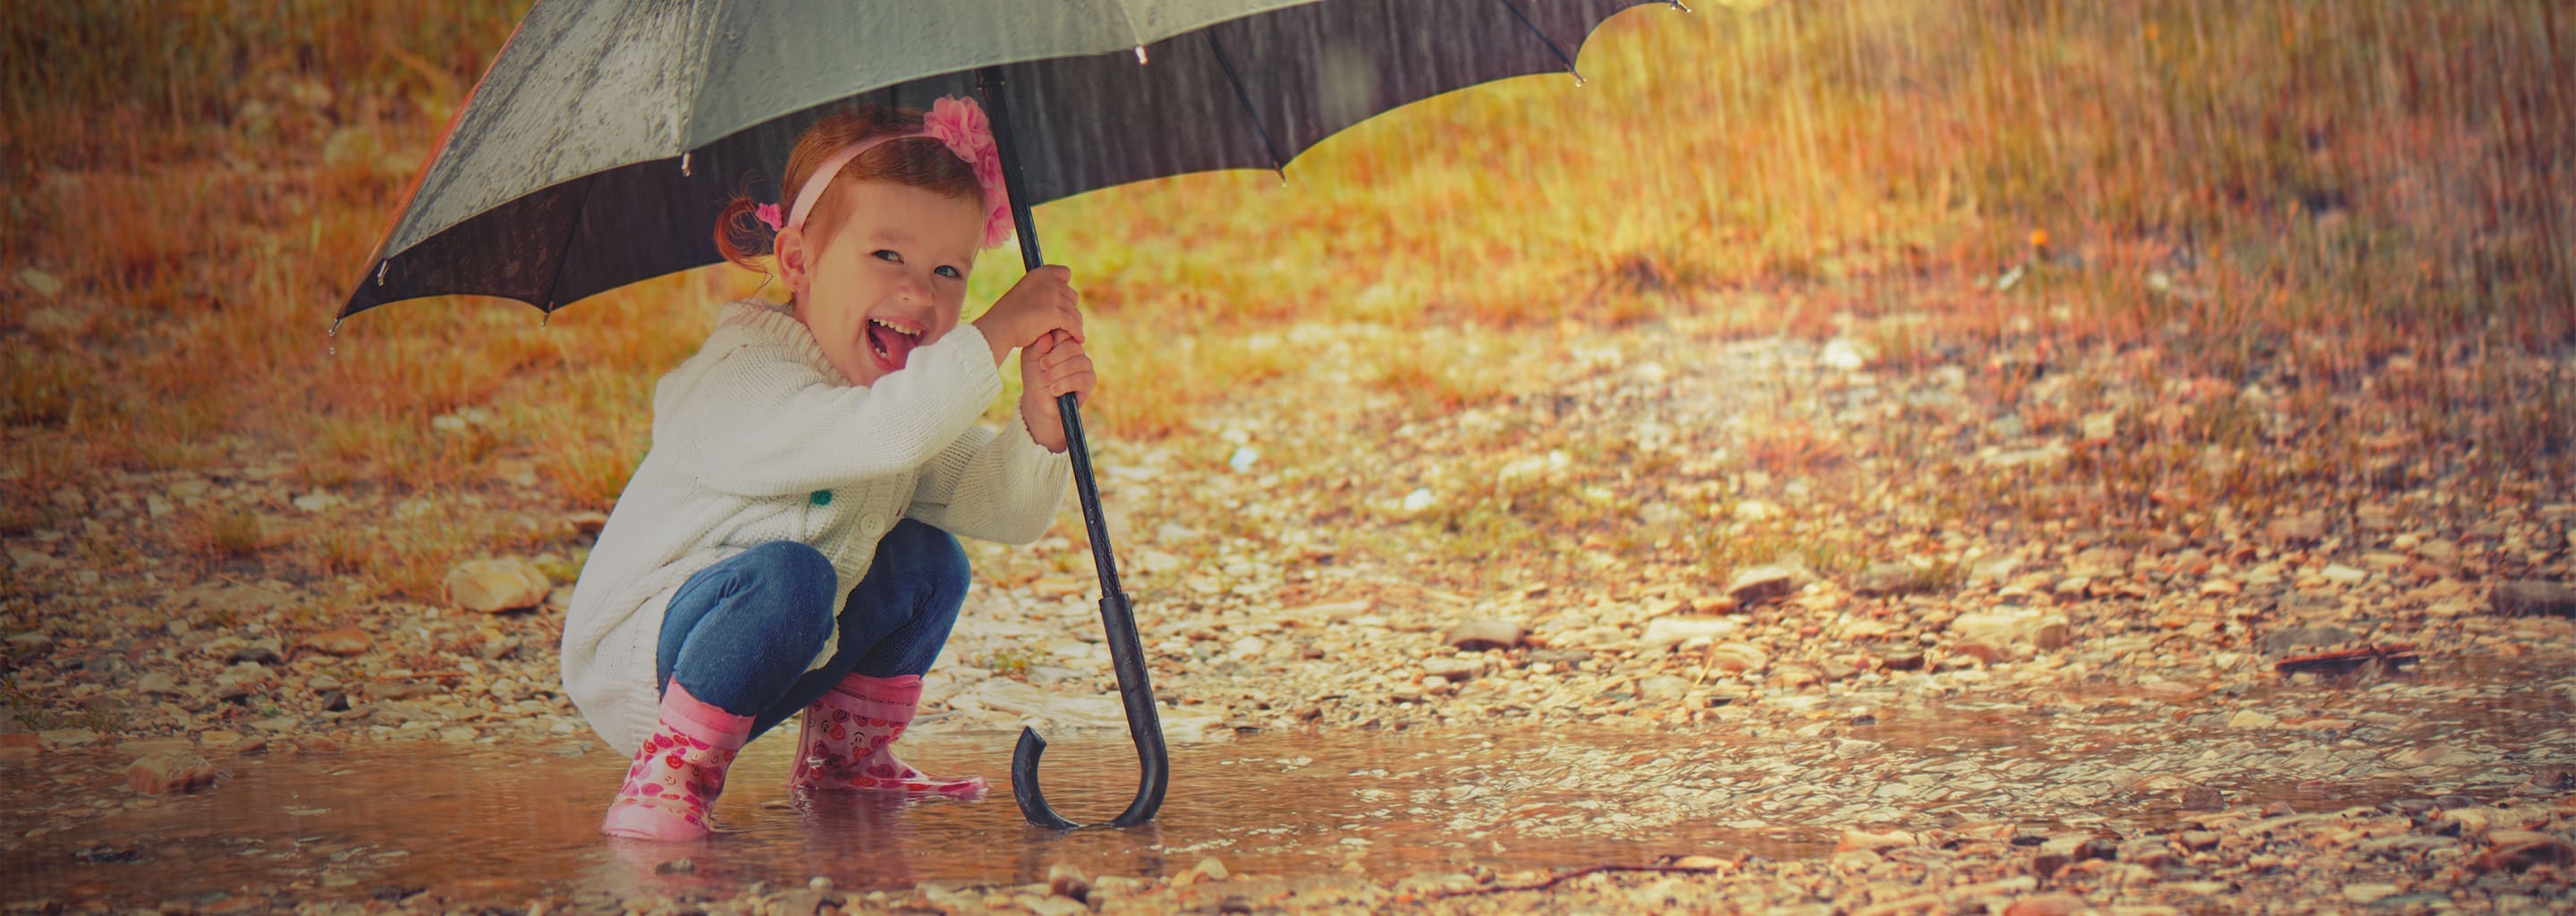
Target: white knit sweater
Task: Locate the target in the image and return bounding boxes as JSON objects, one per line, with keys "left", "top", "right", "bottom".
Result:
{"left": 560, "top": 299, "right": 1070, "bottom": 754}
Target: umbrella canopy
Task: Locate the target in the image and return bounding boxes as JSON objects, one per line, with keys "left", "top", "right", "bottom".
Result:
{"left": 339, "top": 0, "right": 1677, "bottom": 318}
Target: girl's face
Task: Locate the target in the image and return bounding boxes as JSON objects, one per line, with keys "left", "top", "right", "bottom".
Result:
{"left": 780, "top": 181, "right": 984, "bottom": 386}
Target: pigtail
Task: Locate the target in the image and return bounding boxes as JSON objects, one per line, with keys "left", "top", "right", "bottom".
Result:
{"left": 712, "top": 191, "right": 774, "bottom": 273}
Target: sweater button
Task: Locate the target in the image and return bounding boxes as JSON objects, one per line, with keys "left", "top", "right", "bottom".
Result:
{"left": 808, "top": 489, "right": 832, "bottom": 507}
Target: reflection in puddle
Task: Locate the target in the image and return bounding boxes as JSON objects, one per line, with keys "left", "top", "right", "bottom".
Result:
{"left": 4, "top": 654, "right": 2569, "bottom": 908}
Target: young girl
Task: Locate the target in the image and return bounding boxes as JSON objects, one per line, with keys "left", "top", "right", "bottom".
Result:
{"left": 560, "top": 98, "right": 1093, "bottom": 842}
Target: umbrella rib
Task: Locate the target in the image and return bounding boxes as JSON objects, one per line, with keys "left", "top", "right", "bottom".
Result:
{"left": 1496, "top": 0, "right": 1587, "bottom": 84}
{"left": 1205, "top": 30, "right": 1289, "bottom": 178}
{"left": 537, "top": 174, "right": 599, "bottom": 314}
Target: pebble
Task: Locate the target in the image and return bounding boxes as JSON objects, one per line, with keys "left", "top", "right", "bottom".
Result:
{"left": 1724, "top": 565, "right": 1803, "bottom": 606}
{"left": 443, "top": 558, "right": 551, "bottom": 613}
{"left": 2226, "top": 710, "right": 2278, "bottom": 729}
{"left": 1641, "top": 616, "right": 1741, "bottom": 650}
{"left": 124, "top": 751, "right": 220, "bottom": 794}
{"left": 301, "top": 628, "right": 372, "bottom": 657}
{"left": 1443, "top": 619, "right": 1525, "bottom": 652}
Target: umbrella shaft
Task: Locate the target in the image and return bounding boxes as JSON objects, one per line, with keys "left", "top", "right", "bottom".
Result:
{"left": 1055, "top": 391, "right": 1126, "bottom": 599}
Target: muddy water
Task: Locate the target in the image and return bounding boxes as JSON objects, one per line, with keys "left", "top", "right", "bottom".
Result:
{"left": 5, "top": 654, "right": 2571, "bottom": 909}
{"left": 0, "top": 729, "right": 1797, "bottom": 908}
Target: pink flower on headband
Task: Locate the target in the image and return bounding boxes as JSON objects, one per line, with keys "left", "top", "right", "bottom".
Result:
{"left": 754, "top": 202, "right": 784, "bottom": 233}
{"left": 922, "top": 97, "right": 1013, "bottom": 250}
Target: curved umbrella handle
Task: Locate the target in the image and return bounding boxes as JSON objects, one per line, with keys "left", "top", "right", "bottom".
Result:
{"left": 1013, "top": 577, "right": 1169, "bottom": 829}
{"left": 980, "top": 67, "right": 1169, "bottom": 829}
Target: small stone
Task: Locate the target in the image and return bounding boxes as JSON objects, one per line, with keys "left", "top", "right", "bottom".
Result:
{"left": 2227, "top": 709, "right": 2278, "bottom": 729}
{"left": 1836, "top": 829, "right": 1915, "bottom": 852}
{"left": 1191, "top": 857, "right": 1229, "bottom": 882}
{"left": 566, "top": 512, "right": 610, "bottom": 536}
{"left": 1047, "top": 864, "right": 1089, "bottom": 901}
{"left": 1642, "top": 616, "right": 1741, "bottom": 650}
{"left": 291, "top": 491, "right": 343, "bottom": 513}
{"left": 1952, "top": 640, "right": 2005, "bottom": 665}
{"left": 126, "top": 751, "right": 221, "bottom": 794}
{"left": 227, "top": 638, "right": 284, "bottom": 665}
{"left": 1018, "top": 895, "right": 1089, "bottom": 916}
{"left": 200, "top": 730, "right": 245, "bottom": 750}
{"left": 2488, "top": 580, "right": 2576, "bottom": 617}
{"left": 2180, "top": 784, "right": 2224, "bottom": 811}
{"left": 1443, "top": 620, "right": 1525, "bottom": 652}
{"left": 2319, "top": 564, "right": 2369, "bottom": 585}
{"left": 1724, "top": 565, "right": 1803, "bottom": 606}
{"left": 300, "top": 628, "right": 371, "bottom": 657}
{"left": 138, "top": 672, "right": 181, "bottom": 694}
{"left": 1850, "top": 563, "right": 1922, "bottom": 597}
{"left": 443, "top": 558, "right": 551, "bottom": 613}
{"left": 2473, "top": 830, "right": 2576, "bottom": 873}
{"left": 1702, "top": 641, "right": 1768, "bottom": 674}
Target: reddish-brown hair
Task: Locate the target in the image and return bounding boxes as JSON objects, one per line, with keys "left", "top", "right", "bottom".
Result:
{"left": 714, "top": 105, "right": 987, "bottom": 271}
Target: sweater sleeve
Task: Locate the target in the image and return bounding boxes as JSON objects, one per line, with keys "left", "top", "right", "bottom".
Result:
{"left": 905, "top": 415, "right": 1072, "bottom": 546}
{"left": 658, "top": 325, "right": 1004, "bottom": 497}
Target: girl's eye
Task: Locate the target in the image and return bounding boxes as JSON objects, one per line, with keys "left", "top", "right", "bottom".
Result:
{"left": 873, "top": 250, "right": 902, "bottom": 263}
{"left": 936, "top": 266, "right": 963, "bottom": 279}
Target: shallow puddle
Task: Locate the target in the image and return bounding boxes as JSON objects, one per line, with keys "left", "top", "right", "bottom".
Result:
{"left": 4, "top": 654, "right": 2570, "bottom": 909}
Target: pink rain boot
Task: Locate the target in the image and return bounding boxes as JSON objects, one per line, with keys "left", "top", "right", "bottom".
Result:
{"left": 603, "top": 682, "right": 753, "bottom": 841}
{"left": 788, "top": 673, "right": 987, "bottom": 798}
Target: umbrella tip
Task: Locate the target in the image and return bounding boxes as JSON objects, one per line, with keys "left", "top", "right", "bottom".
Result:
{"left": 376, "top": 260, "right": 388, "bottom": 286}
{"left": 682, "top": 152, "right": 692, "bottom": 176}
{"left": 1134, "top": 45, "right": 1148, "bottom": 65}
{"left": 1669, "top": 0, "right": 1692, "bottom": 11}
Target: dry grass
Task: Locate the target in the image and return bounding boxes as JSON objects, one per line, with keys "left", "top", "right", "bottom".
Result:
{"left": 2, "top": 1, "right": 2569, "bottom": 599}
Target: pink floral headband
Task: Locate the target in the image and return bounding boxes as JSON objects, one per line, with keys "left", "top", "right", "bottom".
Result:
{"left": 753, "top": 97, "right": 1013, "bottom": 250}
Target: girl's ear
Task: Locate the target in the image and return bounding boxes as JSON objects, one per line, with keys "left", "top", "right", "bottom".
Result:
{"left": 775, "top": 227, "right": 810, "bottom": 293}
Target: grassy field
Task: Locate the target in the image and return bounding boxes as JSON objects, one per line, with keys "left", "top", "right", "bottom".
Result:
{"left": 2, "top": 1, "right": 2570, "bottom": 603}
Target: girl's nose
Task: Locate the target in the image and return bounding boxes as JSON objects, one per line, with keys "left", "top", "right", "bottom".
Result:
{"left": 894, "top": 272, "right": 929, "bottom": 302}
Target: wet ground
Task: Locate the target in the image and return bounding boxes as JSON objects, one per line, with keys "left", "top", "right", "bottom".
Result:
{"left": 7, "top": 651, "right": 2569, "bottom": 912}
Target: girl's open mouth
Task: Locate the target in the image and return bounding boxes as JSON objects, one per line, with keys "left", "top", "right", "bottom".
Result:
{"left": 867, "top": 318, "right": 920, "bottom": 373}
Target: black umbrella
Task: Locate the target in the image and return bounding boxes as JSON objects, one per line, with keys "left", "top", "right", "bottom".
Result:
{"left": 340, "top": 0, "right": 1683, "bottom": 829}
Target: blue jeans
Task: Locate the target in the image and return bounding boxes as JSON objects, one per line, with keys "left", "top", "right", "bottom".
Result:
{"left": 654, "top": 520, "right": 970, "bottom": 741}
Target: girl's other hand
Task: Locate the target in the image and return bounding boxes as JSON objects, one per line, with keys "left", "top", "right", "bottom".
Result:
{"left": 973, "top": 265, "right": 1083, "bottom": 365}
{"left": 1019, "top": 329, "right": 1095, "bottom": 453}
